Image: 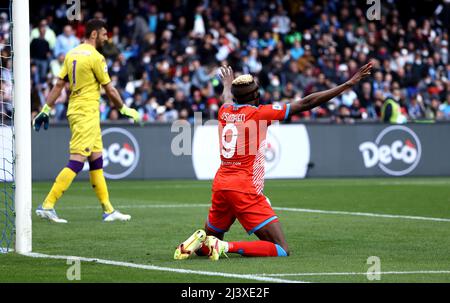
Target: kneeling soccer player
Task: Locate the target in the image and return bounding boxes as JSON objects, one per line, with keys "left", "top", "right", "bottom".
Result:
{"left": 175, "top": 63, "right": 372, "bottom": 260}
{"left": 33, "top": 19, "right": 140, "bottom": 223}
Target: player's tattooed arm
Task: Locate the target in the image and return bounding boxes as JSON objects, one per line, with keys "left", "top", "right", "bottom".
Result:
{"left": 288, "top": 62, "right": 373, "bottom": 115}
{"left": 218, "top": 65, "right": 234, "bottom": 104}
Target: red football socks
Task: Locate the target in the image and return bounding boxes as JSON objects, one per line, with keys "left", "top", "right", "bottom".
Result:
{"left": 196, "top": 240, "right": 287, "bottom": 257}
{"left": 228, "top": 241, "right": 279, "bottom": 257}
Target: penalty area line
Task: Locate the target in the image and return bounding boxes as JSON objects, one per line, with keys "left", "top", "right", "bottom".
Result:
{"left": 60, "top": 203, "right": 211, "bottom": 210}
{"left": 22, "top": 252, "right": 307, "bottom": 283}
{"left": 259, "top": 270, "right": 450, "bottom": 277}
{"left": 272, "top": 207, "right": 450, "bottom": 223}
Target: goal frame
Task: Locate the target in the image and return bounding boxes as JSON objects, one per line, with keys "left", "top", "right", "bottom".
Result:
{"left": 12, "top": 0, "right": 32, "bottom": 254}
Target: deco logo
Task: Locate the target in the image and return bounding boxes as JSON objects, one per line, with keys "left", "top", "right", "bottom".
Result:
{"left": 359, "top": 126, "right": 421, "bottom": 176}
{"left": 102, "top": 128, "right": 140, "bottom": 179}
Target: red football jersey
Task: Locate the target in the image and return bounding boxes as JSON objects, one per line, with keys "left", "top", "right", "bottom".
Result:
{"left": 212, "top": 103, "right": 290, "bottom": 195}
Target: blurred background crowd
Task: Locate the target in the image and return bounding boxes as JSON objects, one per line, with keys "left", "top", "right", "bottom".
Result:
{"left": 1, "top": 0, "right": 449, "bottom": 124}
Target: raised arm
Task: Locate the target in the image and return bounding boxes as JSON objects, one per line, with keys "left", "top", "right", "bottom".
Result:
{"left": 218, "top": 65, "right": 234, "bottom": 104}
{"left": 288, "top": 62, "right": 373, "bottom": 116}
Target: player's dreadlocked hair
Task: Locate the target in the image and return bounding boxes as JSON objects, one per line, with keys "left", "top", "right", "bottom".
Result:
{"left": 231, "top": 75, "right": 260, "bottom": 104}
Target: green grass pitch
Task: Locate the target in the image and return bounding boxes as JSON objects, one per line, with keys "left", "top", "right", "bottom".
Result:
{"left": 1, "top": 178, "right": 450, "bottom": 283}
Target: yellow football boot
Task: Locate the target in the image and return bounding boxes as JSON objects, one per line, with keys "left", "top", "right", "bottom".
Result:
{"left": 174, "top": 229, "right": 207, "bottom": 260}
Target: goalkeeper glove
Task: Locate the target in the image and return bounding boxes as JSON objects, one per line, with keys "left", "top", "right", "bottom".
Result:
{"left": 119, "top": 105, "right": 140, "bottom": 123}
{"left": 33, "top": 104, "right": 51, "bottom": 132}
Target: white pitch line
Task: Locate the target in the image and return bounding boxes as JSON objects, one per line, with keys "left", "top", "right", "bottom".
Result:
{"left": 272, "top": 207, "right": 450, "bottom": 223}
{"left": 376, "top": 181, "right": 450, "bottom": 186}
{"left": 59, "top": 203, "right": 211, "bottom": 210}
{"left": 0, "top": 247, "right": 14, "bottom": 254}
{"left": 259, "top": 270, "right": 450, "bottom": 277}
{"left": 22, "top": 252, "right": 306, "bottom": 283}
{"left": 56, "top": 203, "right": 450, "bottom": 223}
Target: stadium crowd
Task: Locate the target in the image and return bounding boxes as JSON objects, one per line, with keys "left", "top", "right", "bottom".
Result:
{"left": 2, "top": 0, "right": 450, "bottom": 124}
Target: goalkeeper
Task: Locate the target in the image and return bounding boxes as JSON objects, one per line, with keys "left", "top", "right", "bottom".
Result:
{"left": 33, "top": 19, "right": 138, "bottom": 223}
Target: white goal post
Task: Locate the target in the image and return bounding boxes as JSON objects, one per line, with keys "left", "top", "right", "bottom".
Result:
{"left": 13, "top": 0, "right": 31, "bottom": 253}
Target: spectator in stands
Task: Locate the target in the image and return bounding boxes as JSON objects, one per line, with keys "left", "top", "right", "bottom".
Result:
{"left": 53, "top": 25, "right": 80, "bottom": 57}
{"left": 30, "top": 19, "right": 56, "bottom": 50}
{"left": 289, "top": 40, "right": 304, "bottom": 61}
{"left": 407, "top": 95, "right": 426, "bottom": 120}
{"left": 381, "top": 95, "right": 405, "bottom": 124}
{"left": 30, "top": 24, "right": 51, "bottom": 83}
{"left": 49, "top": 53, "right": 65, "bottom": 78}
{"left": 270, "top": 5, "right": 291, "bottom": 36}
{"left": 358, "top": 82, "right": 377, "bottom": 118}
{"left": 24, "top": 0, "right": 449, "bottom": 124}
{"left": 341, "top": 88, "right": 358, "bottom": 108}
{"left": 0, "top": 79, "right": 13, "bottom": 121}
{"left": 0, "top": 12, "right": 10, "bottom": 40}
{"left": 439, "top": 93, "right": 450, "bottom": 119}
{"left": 191, "top": 60, "right": 212, "bottom": 89}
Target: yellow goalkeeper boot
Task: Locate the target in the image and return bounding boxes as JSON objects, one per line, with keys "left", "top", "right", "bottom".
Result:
{"left": 205, "top": 235, "right": 228, "bottom": 261}
{"left": 174, "top": 229, "right": 207, "bottom": 260}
